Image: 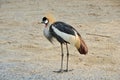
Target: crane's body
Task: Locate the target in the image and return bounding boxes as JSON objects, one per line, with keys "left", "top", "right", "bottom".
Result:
{"left": 41, "top": 16, "right": 88, "bottom": 72}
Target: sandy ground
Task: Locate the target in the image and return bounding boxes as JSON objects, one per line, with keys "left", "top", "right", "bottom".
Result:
{"left": 0, "top": 0, "right": 120, "bottom": 80}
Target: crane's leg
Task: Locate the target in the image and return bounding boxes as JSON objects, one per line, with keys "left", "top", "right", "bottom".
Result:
{"left": 65, "top": 43, "right": 69, "bottom": 72}
{"left": 60, "top": 43, "right": 64, "bottom": 72}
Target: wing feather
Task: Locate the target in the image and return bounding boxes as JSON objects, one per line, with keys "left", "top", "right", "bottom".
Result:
{"left": 52, "top": 22, "right": 76, "bottom": 36}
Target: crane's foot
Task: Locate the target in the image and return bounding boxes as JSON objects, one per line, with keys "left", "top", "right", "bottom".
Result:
{"left": 64, "top": 69, "right": 74, "bottom": 72}
{"left": 53, "top": 69, "right": 74, "bottom": 73}
{"left": 64, "top": 69, "right": 68, "bottom": 72}
{"left": 53, "top": 69, "right": 64, "bottom": 73}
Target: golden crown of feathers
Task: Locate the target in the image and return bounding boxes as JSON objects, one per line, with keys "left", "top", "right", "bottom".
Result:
{"left": 45, "top": 13, "right": 56, "bottom": 24}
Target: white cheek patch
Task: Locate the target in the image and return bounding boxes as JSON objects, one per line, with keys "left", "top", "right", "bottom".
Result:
{"left": 45, "top": 20, "right": 48, "bottom": 24}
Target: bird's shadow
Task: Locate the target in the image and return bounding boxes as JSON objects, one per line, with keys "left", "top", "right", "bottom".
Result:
{"left": 53, "top": 69, "right": 74, "bottom": 73}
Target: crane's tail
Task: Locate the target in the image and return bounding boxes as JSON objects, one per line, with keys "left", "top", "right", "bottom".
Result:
{"left": 76, "top": 37, "right": 88, "bottom": 55}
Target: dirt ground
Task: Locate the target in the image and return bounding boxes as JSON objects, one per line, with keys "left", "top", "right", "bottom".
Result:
{"left": 0, "top": 0, "right": 120, "bottom": 80}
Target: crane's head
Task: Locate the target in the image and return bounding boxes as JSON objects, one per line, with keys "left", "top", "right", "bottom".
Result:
{"left": 41, "top": 17, "right": 49, "bottom": 25}
{"left": 41, "top": 13, "right": 55, "bottom": 26}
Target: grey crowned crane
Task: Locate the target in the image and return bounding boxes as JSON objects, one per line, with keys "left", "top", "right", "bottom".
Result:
{"left": 41, "top": 16, "right": 88, "bottom": 72}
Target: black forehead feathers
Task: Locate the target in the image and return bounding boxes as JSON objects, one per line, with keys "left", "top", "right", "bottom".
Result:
{"left": 42, "top": 17, "right": 47, "bottom": 21}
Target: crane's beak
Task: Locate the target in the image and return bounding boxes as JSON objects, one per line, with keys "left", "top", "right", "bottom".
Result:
{"left": 41, "top": 21, "right": 44, "bottom": 24}
{"left": 38, "top": 21, "right": 43, "bottom": 24}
